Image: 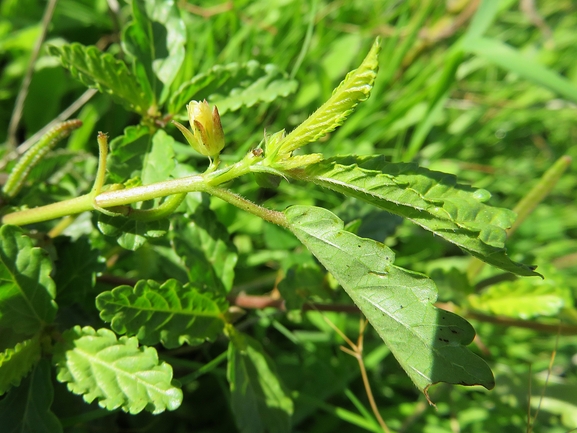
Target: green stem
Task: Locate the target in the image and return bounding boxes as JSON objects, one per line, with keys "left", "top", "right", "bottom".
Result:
{"left": 2, "top": 194, "right": 94, "bottom": 226}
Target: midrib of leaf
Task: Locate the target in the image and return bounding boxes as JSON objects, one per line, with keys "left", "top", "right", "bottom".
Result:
{"left": 74, "top": 347, "right": 168, "bottom": 395}
{"left": 104, "top": 301, "right": 225, "bottom": 319}
{"left": 0, "top": 270, "right": 44, "bottom": 327}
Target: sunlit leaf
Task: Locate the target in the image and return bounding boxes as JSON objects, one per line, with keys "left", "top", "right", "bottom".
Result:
{"left": 48, "top": 43, "right": 152, "bottom": 115}
{"left": 0, "top": 225, "right": 57, "bottom": 334}
{"left": 0, "top": 335, "right": 41, "bottom": 396}
{"left": 285, "top": 205, "right": 495, "bottom": 395}
{"left": 53, "top": 326, "right": 182, "bottom": 414}
{"left": 97, "top": 214, "right": 169, "bottom": 251}
{"left": 96, "top": 279, "right": 228, "bottom": 349}
{"left": 296, "top": 155, "right": 538, "bottom": 276}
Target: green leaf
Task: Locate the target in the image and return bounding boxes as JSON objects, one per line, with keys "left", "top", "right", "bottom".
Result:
{"left": 48, "top": 43, "right": 152, "bottom": 116}
{"left": 141, "top": 130, "right": 176, "bottom": 185}
{"left": 0, "top": 335, "right": 41, "bottom": 396}
{"left": 53, "top": 326, "right": 182, "bottom": 414}
{"left": 273, "top": 38, "right": 380, "bottom": 155}
{"left": 172, "top": 209, "right": 238, "bottom": 292}
{"left": 298, "top": 155, "right": 538, "bottom": 277}
{"left": 227, "top": 332, "right": 294, "bottom": 433}
{"left": 0, "top": 359, "right": 62, "bottom": 433}
{"left": 97, "top": 214, "right": 169, "bottom": 251}
{"left": 468, "top": 277, "right": 573, "bottom": 320}
{"left": 0, "top": 225, "right": 58, "bottom": 334}
{"left": 277, "top": 263, "right": 327, "bottom": 310}
{"left": 169, "top": 61, "right": 298, "bottom": 115}
{"left": 285, "top": 205, "right": 495, "bottom": 395}
{"left": 106, "top": 125, "right": 151, "bottom": 183}
{"left": 122, "top": 0, "right": 186, "bottom": 104}
{"left": 53, "top": 236, "right": 105, "bottom": 306}
{"left": 96, "top": 279, "right": 228, "bottom": 349}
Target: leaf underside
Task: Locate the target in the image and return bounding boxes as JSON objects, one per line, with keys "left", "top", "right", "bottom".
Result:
{"left": 52, "top": 326, "right": 182, "bottom": 414}
{"left": 285, "top": 205, "right": 495, "bottom": 395}
{"left": 298, "top": 155, "right": 539, "bottom": 276}
{"left": 96, "top": 279, "right": 228, "bottom": 349}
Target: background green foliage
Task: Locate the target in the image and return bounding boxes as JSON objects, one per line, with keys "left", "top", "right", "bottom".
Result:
{"left": 1, "top": 0, "right": 576, "bottom": 432}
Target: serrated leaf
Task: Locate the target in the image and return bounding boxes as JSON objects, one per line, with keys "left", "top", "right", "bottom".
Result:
{"left": 468, "top": 277, "right": 572, "bottom": 320}
{"left": 53, "top": 326, "right": 182, "bottom": 414}
{"left": 53, "top": 236, "right": 105, "bottom": 306}
{"left": 274, "top": 38, "right": 380, "bottom": 155}
{"left": 97, "top": 214, "right": 169, "bottom": 251}
{"left": 0, "top": 225, "right": 58, "bottom": 334}
{"left": 0, "top": 359, "right": 62, "bottom": 433}
{"left": 227, "top": 333, "right": 293, "bottom": 433}
{"left": 298, "top": 155, "right": 538, "bottom": 277}
{"left": 0, "top": 335, "right": 41, "bottom": 395}
{"left": 106, "top": 125, "right": 151, "bottom": 183}
{"left": 169, "top": 61, "right": 297, "bottom": 115}
{"left": 96, "top": 279, "right": 228, "bottom": 349}
{"left": 122, "top": 0, "right": 186, "bottom": 104}
{"left": 285, "top": 205, "right": 495, "bottom": 395}
{"left": 48, "top": 43, "right": 152, "bottom": 115}
{"left": 172, "top": 209, "right": 238, "bottom": 292}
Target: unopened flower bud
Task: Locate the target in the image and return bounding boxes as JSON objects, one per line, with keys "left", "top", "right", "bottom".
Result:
{"left": 172, "top": 100, "right": 225, "bottom": 158}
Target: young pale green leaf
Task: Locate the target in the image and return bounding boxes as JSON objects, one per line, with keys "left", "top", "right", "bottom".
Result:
{"left": 297, "top": 155, "right": 538, "bottom": 277}
{"left": 168, "top": 61, "right": 298, "bottom": 115}
{"left": 53, "top": 326, "right": 182, "bottom": 414}
{"left": 0, "top": 335, "right": 41, "bottom": 395}
{"left": 0, "top": 225, "right": 58, "bottom": 334}
{"left": 122, "top": 0, "right": 186, "bottom": 104}
{"left": 467, "top": 277, "right": 572, "bottom": 320}
{"left": 0, "top": 359, "right": 62, "bottom": 433}
{"left": 172, "top": 209, "right": 238, "bottom": 292}
{"left": 96, "top": 279, "right": 228, "bottom": 349}
{"left": 285, "top": 205, "right": 495, "bottom": 395}
{"left": 273, "top": 38, "right": 380, "bottom": 156}
{"left": 141, "top": 130, "right": 176, "bottom": 185}
{"left": 227, "top": 332, "right": 294, "bottom": 433}
{"left": 48, "top": 43, "right": 152, "bottom": 116}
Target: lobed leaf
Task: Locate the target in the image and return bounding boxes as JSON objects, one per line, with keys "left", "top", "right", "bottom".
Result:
{"left": 273, "top": 38, "right": 380, "bottom": 155}
{"left": 297, "top": 155, "right": 538, "bottom": 276}
{"left": 0, "top": 225, "right": 58, "bottom": 334}
{"left": 227, "top": 332, "right": 294, "bottom": 433}
{"left": 106, "top": 125, "right": 152, "bottom": 183}
{"left": 96, "top": 279, "right": 228, "bottom": 349}
{"left": 48, "top": 43, "right": 152, "bottom": 116}
{"left": 52, "top": 326, "right": 182, "bottom": 414}
{"left": 0, "top": 360, "right": 62, "bottom": 433}
{"left": 168, "top": 61, "right": 298, "bottom": 115}
{"left": 285, "top": 205, "right": 495, "bottom": 395}
{"left": 0, "top": 335, "right": 41, "bottom": 396}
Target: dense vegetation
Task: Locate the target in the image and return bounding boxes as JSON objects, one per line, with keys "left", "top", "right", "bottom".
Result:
{"left": 1, "top": 0, "right": 576, "bottom": 432}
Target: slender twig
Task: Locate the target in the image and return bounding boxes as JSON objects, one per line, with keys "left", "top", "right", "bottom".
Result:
{"left": 6, "top": 0, "right": 59, "bottom": 150}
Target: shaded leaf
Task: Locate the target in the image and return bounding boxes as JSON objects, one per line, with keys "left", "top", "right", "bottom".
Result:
{"left": 52, "top": 326, "right": 182, "bottom": 414}
{"left": 277, "top": 263, "right": 327, "bottom": 311}
{"left": 97, "top": 214, "right": 169, "bottom": 251}
{"left": 273, "top": 38, "right": 380, "bottom": 155}
{"left": 0, "top": 335, "right": 41, "bottom": 396}
{"left": 106, "top": 125, "right": 151, "bottom": 183}
{"left": 227, "top": 332, "right": 293, "bottom": 433}
{"left": 96, "top": 279, "right": 228, "bottom": 349}
{"left": 285, "top": 205, "right": 495, "bottom": 395}
{"left": 0, "top": 359, "right": 62, "bottom": 433}
{"left": 169, "top": 61, "right": 297, "bottom": 115}
{"left": 48, "top": 43, "right": 152, "bottom": 115}
{"left": 172, "top": 209, "right": 238, "bottom": 292}
{"left": 0, "top": 225, "right": 57, "bottom": 334}
{"left": 298, "top": 155, "right": 538, "bottom": 276}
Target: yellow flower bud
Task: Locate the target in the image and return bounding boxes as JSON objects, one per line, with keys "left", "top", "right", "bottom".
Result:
{"left": 172, "top": 100, "right": 225, "bottom": 158}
